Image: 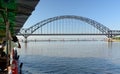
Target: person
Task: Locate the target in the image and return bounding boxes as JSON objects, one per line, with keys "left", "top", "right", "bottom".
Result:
{"left": 0, "top": 38, "right": 7, "bottom": 58}
{"left": 10, "top": 35, "right": 21, "bottom": 60}
{"left": 0, "top": 42, "right": 7, "bottom": 58}
{"left": 11, "top": 36, "right": 21, "bottom": 49}
{"left": 7, "top": 35, "right": 21, "bottom": 73}
{"left": 0, "top": 40, "right": 7, "bottom": 71}
{"left": 0, "top": 33, "right": 21, "bottom": 72}
{"left": 0, "top": 35, "right": 21, "bottom": 56}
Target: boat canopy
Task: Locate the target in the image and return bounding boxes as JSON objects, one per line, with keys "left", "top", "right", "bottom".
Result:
{"left": 0, "top": 0, "right": 39, "bottom": 37}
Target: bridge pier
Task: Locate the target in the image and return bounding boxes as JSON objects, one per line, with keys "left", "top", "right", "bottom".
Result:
{"left": 107, "top": 38, "right": 113, "bottom": 42}
{"left": 107, "top": 30, "right": 113, "bottom": 42}
{"left": 25, "top": 37, "right": 27, "bottom": 43}
{"left": 23, "top": 35, "right": 28, "bottom": 43}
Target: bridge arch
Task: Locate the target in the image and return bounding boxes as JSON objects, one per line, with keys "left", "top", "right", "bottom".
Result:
{"left": 24, "top": 15, "right": 110, "bottom": 34}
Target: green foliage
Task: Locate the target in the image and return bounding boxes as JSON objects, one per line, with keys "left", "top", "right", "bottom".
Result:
{"left": 0, "top": 0, "right": 16, "bottom": 37}
{"left": 0, "top": 0, "right": 16, "bottom": 9}
{"left": 113, "top": 37, "right": 120, "bottom": 40}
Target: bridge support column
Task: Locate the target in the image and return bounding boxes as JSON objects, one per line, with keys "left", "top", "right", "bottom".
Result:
{"left": 107, "top": 38, "right": 113, "bottom": 42}
{"left": 25, "top": 37, "right": 27, "bottom": 43}
{"left": 107, "top": 35, "right": 113, "bottom": 42}
{"left": 23, "top": 35, "right": 28, "bottom": 43}
{"left": 107, "top": 30, "right": 113, "bottom": 42}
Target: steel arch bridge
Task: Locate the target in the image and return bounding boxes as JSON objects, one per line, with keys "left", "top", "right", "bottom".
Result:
{"left": 19, "top": 15, "right": 120, "bottom": 39}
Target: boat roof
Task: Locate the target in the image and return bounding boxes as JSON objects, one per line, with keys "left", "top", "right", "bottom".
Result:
{"left": 0, "top": 0, "right": 40, "bottom": 37}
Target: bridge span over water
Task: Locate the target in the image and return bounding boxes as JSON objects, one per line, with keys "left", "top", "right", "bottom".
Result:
{"left": 18, "top": 15, "right": 120, "bottom": 39}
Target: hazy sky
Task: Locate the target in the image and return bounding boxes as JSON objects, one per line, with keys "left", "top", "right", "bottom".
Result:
{"left": 23, "top": 0, "right": 120, "bottom": 30}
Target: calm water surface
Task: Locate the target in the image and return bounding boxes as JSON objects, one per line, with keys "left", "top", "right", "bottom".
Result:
{"left": 18, "top": 41, "right": 120, "bottom": 74}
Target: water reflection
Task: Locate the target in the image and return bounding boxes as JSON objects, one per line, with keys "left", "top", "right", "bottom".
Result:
{"left": 20, "top": 41, "right": 120, "bottom": 74}
{"left": 24, "top": 42, "right": 27, "bottom": 49}
{"left": 107, "top": 42, "right": 112, "bottom": 49}
{"left": 20, "top": 41, "right": 119, "bottom": 59}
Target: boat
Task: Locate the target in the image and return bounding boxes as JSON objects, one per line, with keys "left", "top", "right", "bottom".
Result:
{"left": 0, "top": 0, "right": 39, "bottom": 74}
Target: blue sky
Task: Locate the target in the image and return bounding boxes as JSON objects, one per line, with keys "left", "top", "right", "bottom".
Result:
{"left": 23, "top": 0, "right": 120, "bottom": 30}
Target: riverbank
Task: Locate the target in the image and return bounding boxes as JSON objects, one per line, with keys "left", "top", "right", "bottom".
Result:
{"left": 112, "top": 39, "right": 120, "bottom": 42}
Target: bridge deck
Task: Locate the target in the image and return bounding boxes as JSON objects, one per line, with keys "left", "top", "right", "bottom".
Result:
{"left": 17, "top": 33, "right": 120, "bottom": 36}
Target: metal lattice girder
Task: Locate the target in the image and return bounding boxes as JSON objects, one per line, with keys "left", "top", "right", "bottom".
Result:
{"left": 111, "top": 30, "right": 120, "bottom": 35}
{"left": 22, "top": 15, "right": 111, "bottom": 35}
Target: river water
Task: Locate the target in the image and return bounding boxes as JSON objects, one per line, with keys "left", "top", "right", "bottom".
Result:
{"left": 18, "top": 41, "right": 120, "bottom": 74}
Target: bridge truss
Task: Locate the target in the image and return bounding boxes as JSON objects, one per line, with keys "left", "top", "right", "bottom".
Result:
{"left": 18, "top": 15, "right": 120, "bottom": 38}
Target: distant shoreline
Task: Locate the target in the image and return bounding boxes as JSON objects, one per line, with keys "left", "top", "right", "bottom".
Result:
{"left": 112, "top": 39, "right": 120, "bottom": 42}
